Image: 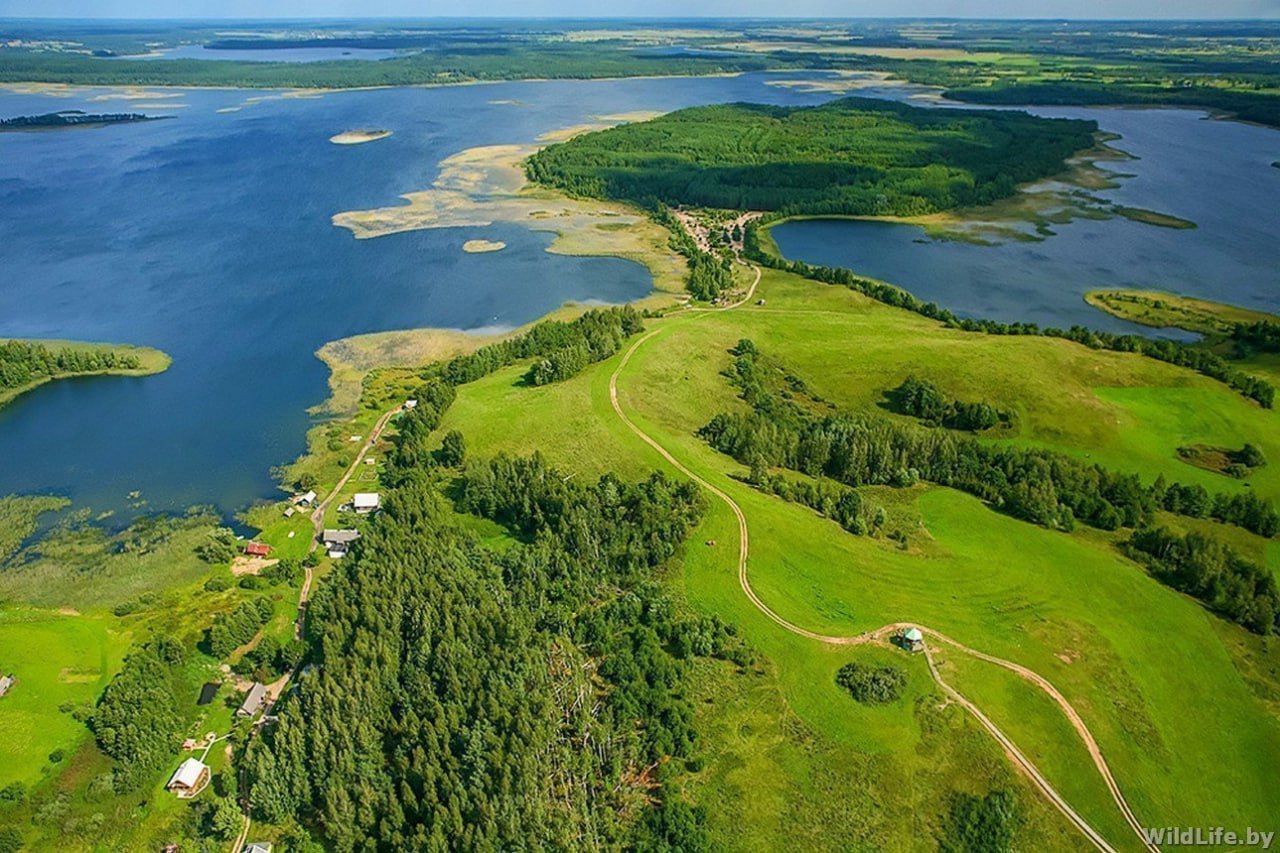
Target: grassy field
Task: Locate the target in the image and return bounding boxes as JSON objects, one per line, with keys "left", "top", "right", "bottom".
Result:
{"left": 435, "top": 263, "right": 1280, "bottom": 850}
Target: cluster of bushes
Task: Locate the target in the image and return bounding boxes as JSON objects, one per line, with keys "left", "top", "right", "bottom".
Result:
{"left": 941, "top": 789, "right": 1022, "bottom": 853}
{"left": 835, "top": 661, "right": 907, "bottom": 703}
{"left": 750, "top": 468, "right": 886, "bottom": 536}
{"left": 91, "top": 637, "right": 186, "bottom": 791}
{"left": 207, "top": 598, "right": 274, "bottom": 658}
{"left": 195, "top": 528, "right": 238, "bottom": 564}
{"left": 237, "top": 634, "right": 306, "bottom": 682}
{"left": 887, "top": 376, "right": 1008, "bottom": 432}
{"left": 701, "top": 344, "right": 1279, "bottom": 538}
{"left": 245, "top": 453, "right": 731, "bottom": 849}
{"left": 0, "top": 340, "right": 142, "bottom": 392}
{"left": 744, "top": 225, "right": 1276, "bottom": 409}
{"left": 1230, "top": 320, "right": 1280, "bottom": 356}
{"left": 1125, "top": 527, "right": 1280, "bottom": 635}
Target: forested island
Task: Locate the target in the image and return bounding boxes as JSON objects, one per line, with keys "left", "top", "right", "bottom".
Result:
{"left": 0, "top": 339, "right": 170, "bottom": 406}
{"left": 527, "top": 97, "right": 1098, "bottom": 216}
{"left": 0, "top": 110, "right": 160, "bottom": 131}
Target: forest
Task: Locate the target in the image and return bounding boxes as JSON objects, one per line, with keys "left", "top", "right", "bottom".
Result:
{"left": 526, "top": 97, "right": 1098, "bottom": 216}
{"left": 0, "top": 340, "right": 143, "bottom": 394}
{"left": 243, "top": 450, "right": 748, "bottom": 850}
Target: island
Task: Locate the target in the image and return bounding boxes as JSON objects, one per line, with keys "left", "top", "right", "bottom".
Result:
{"left": 0, "top": 110, "right": 160, "bottom": 132}
{"left": 461, "top": 239, "right": 506, "bottom": 253}
{"left": 329, "top": 128, "right": 392, "bottom": 145}
{"left": 0, "top": 339, "right": 171, "bottom": 408}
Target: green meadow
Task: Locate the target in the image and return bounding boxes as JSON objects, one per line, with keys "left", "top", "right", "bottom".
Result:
{"left": 436, "top": 264, "right": 1280, "bottom": 850}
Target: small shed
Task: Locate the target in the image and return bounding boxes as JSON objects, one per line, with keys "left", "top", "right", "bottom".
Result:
{"left": 238, "top": 682, "right": 267, "bottom": 718}
{"left": 903, "top": 627, "right": 925, "bottom": 653}
{"left": 167, "top": 758, "right": 210, "bottom": 798}
{"left": 0, "top": 674, "right": 13, "bottom": 698}
{"left": 353, "top": 493, "right": 380, "bottom": 513}
{"left": 242, "top": 542, "right": 271, "bottom": 558}
{"left": 295, "top": 490, "right": 317, "bottom": 507}
{"left": 403, "top": 399, "right": 418, "bottom": 410}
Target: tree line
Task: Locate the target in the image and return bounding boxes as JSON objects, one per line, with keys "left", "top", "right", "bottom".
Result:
{"left": 0, "top": 340, "right": 143, "bottom": 393}
{"left": 743, "top": 226, "right": 1276, "bottom": 408}
{"left": 426, "top": 306, "right": 643, "bottom": 387}
{"left": 1124, "top": 527, "right": 1280, "bottom": 635}
{"left": 245, "top": 450, "right": 740, "bottom": 850}
{"left": 701, "top": 342, "right": 1278, "bottom": 538}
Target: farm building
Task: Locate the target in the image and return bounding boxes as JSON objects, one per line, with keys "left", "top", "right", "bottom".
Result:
{"left": 353, "top": 492, "right": 380, "bottom": 513}
{"left": 322, "top": 528, "right": 360, "bottom": 558}
{"left": 167, "top": 758, "right": 210, "bottom": 798}
{"left": 238, "top": 682, "right": 267, "bottom": 718}
{"left": 0, "top": 674, "right": 14, "bottom": 698}
{"left": 242, "top": 542, "right": 271, "bottom": 557}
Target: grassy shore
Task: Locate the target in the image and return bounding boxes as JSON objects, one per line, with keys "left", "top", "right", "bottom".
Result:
{"left": 0, "top": 339, "right": 171, "bottom": 409}
{"left": 1085, "top": 289, "right": 1279, "bottom": 336}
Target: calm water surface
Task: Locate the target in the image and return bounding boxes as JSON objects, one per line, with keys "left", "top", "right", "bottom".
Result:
{"left": 771, "top": 106, "right": 1280, "bottom": 332}
{"left": 2, "top": 75, "right": 1276, "bottom": 519}
{"left": 0, "top": 73, "right": 833, "bottom": 518}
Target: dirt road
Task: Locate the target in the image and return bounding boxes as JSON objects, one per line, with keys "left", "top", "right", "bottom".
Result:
{"left": 607, "top": 266, "right": 1158, "bottom": 853}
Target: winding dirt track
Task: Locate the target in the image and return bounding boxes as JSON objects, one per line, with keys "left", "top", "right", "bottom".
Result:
{"left": 607, "top": 266, "right": 1158, "bottom": 853}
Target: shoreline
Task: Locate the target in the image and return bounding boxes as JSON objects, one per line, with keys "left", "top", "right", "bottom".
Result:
{"left": 0, "top": 339, "right": 171, "bottom": 409}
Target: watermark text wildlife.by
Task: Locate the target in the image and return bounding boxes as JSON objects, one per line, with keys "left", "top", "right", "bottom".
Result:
{"left": 1141, "top": 826, "right": 1275, "bottom": 849}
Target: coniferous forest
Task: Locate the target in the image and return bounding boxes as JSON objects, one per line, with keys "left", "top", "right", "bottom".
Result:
{"left": 526, "top": 98, "right": 1098, "bottom": 217}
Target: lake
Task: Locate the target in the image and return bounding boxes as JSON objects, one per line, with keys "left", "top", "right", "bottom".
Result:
{"left": 0, "top": 73, "right": 837, "bottom": 519}
{"left": 2, "top": 74, "right": 1277, "bottom": 521}
{"left": 770, "top": 106, "right": 1280, "bottom": 333}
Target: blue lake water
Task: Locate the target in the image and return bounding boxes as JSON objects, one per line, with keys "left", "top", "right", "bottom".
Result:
{"left": 2, "top": 73, "right": 1277, "bottom": 521}
{"left": 0, "top": 73, "right": 836, "bottom": 519}
{"left": 771, "top": 106, "right": 1280, "bottom": 333}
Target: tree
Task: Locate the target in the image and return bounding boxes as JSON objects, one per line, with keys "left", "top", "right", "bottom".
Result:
{"left": 438, "top": 430, "right": 467, "bottom": 468}
{"left": 211, "top": 798, "right": 244, "bottom": 839}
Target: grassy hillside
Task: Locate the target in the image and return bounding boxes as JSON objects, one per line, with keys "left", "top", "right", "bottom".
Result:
{"left": 435, "top": 265, "right": 1280, "bottom": 850}
{"left": 527, "top": 97, "right": 1097, "bottom": 215}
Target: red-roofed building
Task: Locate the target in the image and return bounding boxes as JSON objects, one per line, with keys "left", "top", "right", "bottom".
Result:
{"left": 242, "top": 542, "right": 271, "bottom": 557}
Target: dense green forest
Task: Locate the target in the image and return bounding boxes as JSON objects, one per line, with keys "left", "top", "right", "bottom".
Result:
{"left": 244, "top": 449, "right": 746, "bottom": 849}
{"left": 527, "top": 97, "right": 1097, "bottom": 216}
{"left": 0, "top": 340, "right": 143, "bottom": 394}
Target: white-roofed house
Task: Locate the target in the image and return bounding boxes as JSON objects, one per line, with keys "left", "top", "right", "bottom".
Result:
{"left": 353, "top": 493, "right": 380, "bottom": 513}
{"left": 167, "top": 758, "right": 210, "bottom": 798}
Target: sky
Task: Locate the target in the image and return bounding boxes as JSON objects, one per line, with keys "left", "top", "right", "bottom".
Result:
{"left": 1, "top": 0, "right": 1278, "bottom": 19}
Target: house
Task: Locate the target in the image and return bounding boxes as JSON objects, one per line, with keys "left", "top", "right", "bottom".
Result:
{"left": 245, "top": 843, "right": 273, "bottom": 853}
{"left": 294, "top": 490, "right": 317, "bottom": 507}
{"left": 403, "top": 399, "right": 418, "bottom": 410}
{"left": 167, "top": 758, "right": 210, "bottom": 798}
{"left": 902, "top": 627, "right": 925, "bottom": 653}
{"left": 353, "top": 492, "right": 380, "bottom": 513}
{"left": 238, "top": 682, "right": 267, "bottom": 718}
{"left": 322, "top": 528, "right": 360, "bottom": 558}
{"left": 0, "top": 674, "right": 13, "bottom": 698}
{"left": 242, "top": 542, "right": 271, "bottom": 558}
